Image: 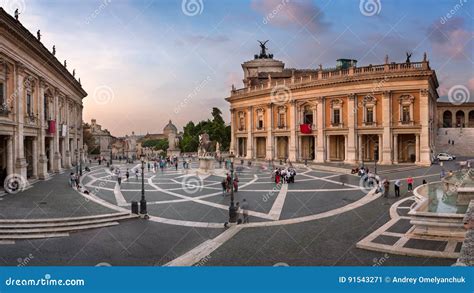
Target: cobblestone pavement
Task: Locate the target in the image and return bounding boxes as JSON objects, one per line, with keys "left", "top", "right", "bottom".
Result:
{"left": 0, "top": 158, "right": 466, "bottom": 266}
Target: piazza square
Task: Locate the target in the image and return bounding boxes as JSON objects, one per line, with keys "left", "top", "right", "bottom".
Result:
{"left": 0, "top": 0, "right": 473, "bottom": 280}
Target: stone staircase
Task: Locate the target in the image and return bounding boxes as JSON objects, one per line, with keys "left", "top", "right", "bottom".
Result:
{"left": 0, "top": 212, "right": 138, "bottom": 240}
{"left": 437, "top": 128, "right": 474, "bottom": 156}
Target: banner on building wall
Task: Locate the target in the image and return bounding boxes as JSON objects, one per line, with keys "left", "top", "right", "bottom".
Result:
{"left": 48, "top": 120, "right": 56, "bottom": 134}
{"left": 300, "top": 123, "right": 312, "bottom": 134}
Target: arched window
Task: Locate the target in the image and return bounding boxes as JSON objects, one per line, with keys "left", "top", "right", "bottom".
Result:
{"left": 469, "top": 110, "right": 474, "bottom": 128}
{"left": 442, "top": 110, "right": 452, "bottom": 128}
{"left": 456, "top": 110, "right": 465, "bottom": 128}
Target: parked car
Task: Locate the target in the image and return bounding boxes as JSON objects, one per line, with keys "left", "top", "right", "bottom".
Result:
{"left": 436, "top": 153, "right": 456, "bottom": 161}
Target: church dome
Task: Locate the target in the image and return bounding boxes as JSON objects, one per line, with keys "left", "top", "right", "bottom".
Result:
{"left": 163, "top": 120, "right": 177, "bottom": 136}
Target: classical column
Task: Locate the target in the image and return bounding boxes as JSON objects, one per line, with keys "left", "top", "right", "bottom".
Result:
{"left": 229, "top": 109, "right": 236, "bottom": 155}
{"left": 52, "top": 90, "right": 61, "bottom": 172}
{"left": 14, "top": 62, "right": 27, "bottom": 179}
{"left": 418, "top": 89, "right": 431, "bottom": 165}
{"left": 393, "top": 134, "right": 398, "bottom": 164}
{"left": 289, "top": 101, "right": 297, "bottom": 162}
{"left": 245, "top": 106, "right": 253, "bottom": 159}
{"left": 274, "top": 136, "right": 278, "bottom": 160}
{"left": 358, "top": 135, "right": 363, "bottom": 163}
{"left": 326, "top": 135, "right": 331, "bottom": 162}
{"left": 415, "top": 134, "right": 420, "bottom": 163}
{"left": 346, "top": 93, "right": 356, "bottom": 163}
{"left": 315, "top": 97, "right": 325, "bottom": 162}
{"left": 381, "top": 91, "right": 392, "bottom": 164}
{"left": 378, "top": 134, "right": 383, "bottom": 163}
{"left": 266, "top": 104, "right": 273, "bottom": 160}
{"left": 313, "top": 134, "right": 317, "bottom": 162}
{"left": 6, "top": 136, "right": 13, "bottom": 176}
{"left": 37, "top": 78, "right": 48, "bottom": 179}
{"left": 32, "top": 138, "right": 38, "bottom": 178}
{"left": 298, "top": 135, "right": 302, "bottom": 161}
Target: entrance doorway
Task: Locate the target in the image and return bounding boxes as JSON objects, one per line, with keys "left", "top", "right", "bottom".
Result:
{"left": 300, "top": 136, "right": 315, "bottom": 160}
{"left": 256, "top": 137, "right": 266, "bottom": 158}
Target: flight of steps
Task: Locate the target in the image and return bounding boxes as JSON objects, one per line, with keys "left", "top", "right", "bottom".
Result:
{"left": 437, "top": 128, "right": 474, "bottom": 156}
{"left": 0, "top": 212, "right": 138, "bottom": 240}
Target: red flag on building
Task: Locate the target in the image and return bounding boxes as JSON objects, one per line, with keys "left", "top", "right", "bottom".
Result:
{"left": 48, "top": 120, "right": 56, "bottom": 134}
{"left": 300, "top": 123, "right": 312, "bottom": 134}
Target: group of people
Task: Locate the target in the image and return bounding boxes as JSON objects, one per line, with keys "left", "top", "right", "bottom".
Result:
{"left": 272, "top": 167, "right": 297, "bottom": 184}
{"left": 221, "top": 173, "right": 239, "bottom": 195}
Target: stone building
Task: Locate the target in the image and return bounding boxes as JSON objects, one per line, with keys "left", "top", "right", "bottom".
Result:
{"left": 226, "top": 46, "right": 439, "bottom": 166}
{"left": 437, "top": 102, "right": 474, "bottom": 128}
{"left": 84, "top": 119, "right": 113, "bottom": 158}
{"left": 0, "top": 8, "right": 86, "bottom": 182}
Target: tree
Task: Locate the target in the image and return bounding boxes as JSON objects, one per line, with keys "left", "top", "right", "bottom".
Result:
{"left": 83, "top": 125, "right": 97, "bottom": 154}
{"left": 179, "top": 108, "right": 231, "bottom": 152}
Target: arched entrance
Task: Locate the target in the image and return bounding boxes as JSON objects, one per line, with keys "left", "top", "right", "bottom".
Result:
{"left": 456, "top": 110, "right": 465, "bottom": 128}
{"left": 469, "top": 110, "right": 474, "bottom": 128}
{"left": 442, "top": 110, "right": 452, "bottom": 128}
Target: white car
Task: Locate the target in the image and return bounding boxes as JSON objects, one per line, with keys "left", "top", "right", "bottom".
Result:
{"left": 436, "top": 153, "right": 456, "bottom": 161}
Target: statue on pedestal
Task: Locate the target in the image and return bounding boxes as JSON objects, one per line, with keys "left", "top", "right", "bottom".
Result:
{"left": 198, "top": 133, "right": 212, "bottom": 157}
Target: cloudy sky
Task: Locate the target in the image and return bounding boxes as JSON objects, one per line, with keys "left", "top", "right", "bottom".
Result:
{"left": 7, "top": 0, "right": 474, "bottom": 136}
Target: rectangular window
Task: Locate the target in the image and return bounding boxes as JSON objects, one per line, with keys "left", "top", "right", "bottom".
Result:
{"left": 258, "top": 119, "right": 263, "bottom": 129}
{"left": 402, "top": 106, "right": 410, "bottom": 122}
{"left": 0, "top": 83, "right": 4, "bottom": 104}
{"left": 278, "top": 113, "right": 285, "bottom": 127}
{"left": 366, "top": 108, "right": 374, "bottom": 123}
{"left": 239, "top": 117, "right": 244, "bottom": 130}
{"left": 304, "top": 113, "right": 313, "bottom": 125}
{"left": 333, "top": 109, "right": 340, "bottom": 125}
{"left": 44, "top": 96, "right": 48, "bottom": 120}
{"left": 26, "top": 93, "right": 32, "bottom": 115}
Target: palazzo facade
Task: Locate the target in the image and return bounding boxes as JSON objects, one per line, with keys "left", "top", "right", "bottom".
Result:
{"left": 0, "top": 8, "right": 87, "bottom": 182}
{"left": 226, "top": 49, "right": 439, "bottom": 166}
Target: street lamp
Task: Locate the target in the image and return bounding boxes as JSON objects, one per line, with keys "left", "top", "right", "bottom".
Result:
{"left": 374, "top": 142, "right": 379, "bottom": 175}
{"left": 79, "top": 148, "right": 82, "bottom": 176}
{"left": 228, "top": 152, "right": 237, "bottom": 223}
{"left": 75, "top": 149, "right": 79, "bottom": 175}
{"left": 140, "top": 155, "right": 148, "bottom": 219}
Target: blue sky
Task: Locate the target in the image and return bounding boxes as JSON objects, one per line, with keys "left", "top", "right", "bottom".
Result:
{"left": 9, "top": 0, "right": 474, "bottom": 136}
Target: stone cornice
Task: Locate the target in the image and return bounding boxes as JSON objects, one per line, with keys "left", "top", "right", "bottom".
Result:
{"left": 227, "top": 70, "right": 437, "bottom": 102}
{"left": 0, "top": 8, "right": 87, "bottom": 98}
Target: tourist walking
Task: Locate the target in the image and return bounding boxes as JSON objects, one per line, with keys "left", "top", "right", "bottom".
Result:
{"left": 126, "top": 169, "right": 130, "bottom": 181}
{"left": 69, "top": 172, "right": 75, "bottom": 187}
{"left": 221, "top": 178, "right": 227, "bottom": 196}
{"left": 407, "top": 176, "right": 414, "bottom": 192}
{"left": 233, "top": 175, "right": 239, "bottom": 192}
{"left": 241, "top": 199, "right": 249, "bottom": 223}
{"left": 135, "top": 169, "right": 139, "bottom": 180}
{"left": 394, "top": 179, "right": 401, "bottom": 197}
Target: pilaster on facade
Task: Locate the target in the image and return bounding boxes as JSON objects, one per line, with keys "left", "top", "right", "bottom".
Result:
{"left": 14, "top": 62, "right": 27, "bottom": 179}
{"left": 315, "top": 97, "right": 325, "bottom": 163}
{"left": 418, "top": 89, "right": 431, "bottom": 166}
{"left": 381, "top": 90, "right": 392, "bottom": 165}
{"left": 288, "top": 100, "right": 297, "bottom": 162}
{"left": 245, "top": 106, "right": 253, "bottom": 159}
{"left": 265, "top": 103, "right": 274, "bottom": 160}
{"left": 229, "top": 108, "right": 235, "bottom": 155}
{"left": 345, "top": 93, "right": 356, "bottom": 164}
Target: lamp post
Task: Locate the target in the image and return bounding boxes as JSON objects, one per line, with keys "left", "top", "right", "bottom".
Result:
{"left": 79, "top": 149, "right": 82, "bottom": 176}
{"left": 140, "top": 155, "right": 148, "bottom": 219}
{"left": 374, "top": 142, "right": 379, "bottom": 175}
{"left": 228, "top": 152, "right": 237, "bottom": 223}
{"left": 75, "top": 149, "right": 79, "bottom": 175}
